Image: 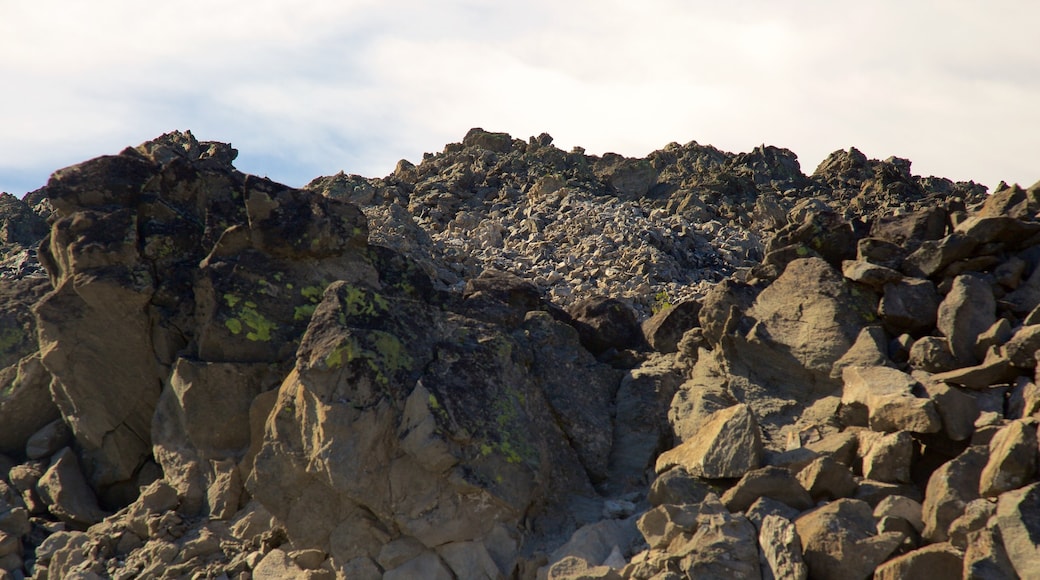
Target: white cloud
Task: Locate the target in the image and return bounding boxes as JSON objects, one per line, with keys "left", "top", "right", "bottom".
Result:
{"left": 1, "top": 0, "right": 1037, "bottom": 195}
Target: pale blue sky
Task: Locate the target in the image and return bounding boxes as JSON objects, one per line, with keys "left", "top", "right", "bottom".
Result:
{"left": 2, "top": 1, "right": 1038, "bottom": 196}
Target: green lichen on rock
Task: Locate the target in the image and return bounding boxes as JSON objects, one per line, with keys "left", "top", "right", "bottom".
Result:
{"left": 221, "top": 292, "right": 277, "bottom": 341}
{"left": 340, "top": 285, "right": 390, "bottom": 318}
{"left": 239, "top": 303, "right": 277, "bottom": 341}
{"left": 300, "top": 284, "right": 325, "bottom": 302}
{"left": 225, "top": 318, "right": 243, "bottom": 335}
{"left": 294, "top": 282, "right": 329, "bottom": 322}
{"left": 293, "top": 304, "right": 317, "bottom": 322}
{"left": 324, "top": 330, "right": 412, "bottom": 385}
{"left": 483, "top": 390, "right": 536, "bottom": 465}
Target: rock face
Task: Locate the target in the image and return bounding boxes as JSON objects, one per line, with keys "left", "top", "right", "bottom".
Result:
{"left": 9, "top": 129, "right": 1040, "bottom": 579}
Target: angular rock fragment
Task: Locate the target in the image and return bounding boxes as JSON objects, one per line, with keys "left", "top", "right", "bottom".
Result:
{"left": 877, "top": 280, "right": 944, "bottom": 338}
{"left": 36, "top": 448, "right": 107, "bottom": 528}
{"left": 720, "top": 466, "right": 813, "bottom": 512}
{"left": 873, "top": 542, "right": 964, "bottom": 580}
{"left": 795, "top": 498, "right": 903, "bottom": 580}
{"left": 979, "top": 419, "right": 1039, "bottom": 497}
{"left": 641, "top": 300, "right": 701, "bottom": 353}
{"left": 921, "top": 446, "right": 987, "bottom": 543}
{"left": 995, "top": 482, "right": 1040, "bottom": 577}
{"left": 937, "top": 274, "right": 996, "bottom": 365}
{"left": 758, "top": 514, "right": 808, "bottom": 580}
{"left": 655, "top": 404, "right": 763, "bottom": 479}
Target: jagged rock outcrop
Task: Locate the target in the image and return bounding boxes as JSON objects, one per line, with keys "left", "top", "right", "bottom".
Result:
{"left": 1, "top": 128, "right": 1037, "bottom": 579}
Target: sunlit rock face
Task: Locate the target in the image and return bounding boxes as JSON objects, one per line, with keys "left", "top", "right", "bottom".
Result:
{"left": 9, "top": 128, "right": 1040, "bottom": 579}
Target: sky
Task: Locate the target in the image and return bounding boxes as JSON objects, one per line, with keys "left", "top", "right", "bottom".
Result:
{"left": 1, "top": 1, "right": 1038, "bottom": 197}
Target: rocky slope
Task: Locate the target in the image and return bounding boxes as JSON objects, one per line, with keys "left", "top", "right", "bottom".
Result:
{"left": 0, "top": 129, "right": 1038, "bottom": 579}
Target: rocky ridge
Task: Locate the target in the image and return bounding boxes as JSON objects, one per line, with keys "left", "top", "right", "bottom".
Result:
{"left": 0, "top": 129, "right": 1037, "bottom": 579}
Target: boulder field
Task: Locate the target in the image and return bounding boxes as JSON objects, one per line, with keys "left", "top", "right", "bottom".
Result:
{"left": 0, "top": 129, "right": 1038, "bottom": 578}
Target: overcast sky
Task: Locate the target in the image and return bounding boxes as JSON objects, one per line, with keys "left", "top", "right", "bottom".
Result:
{"left": 2, "top": 1, "right": 1038, "bottom": 197}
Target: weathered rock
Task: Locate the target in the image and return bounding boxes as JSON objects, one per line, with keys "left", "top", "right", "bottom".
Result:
{"left": 979, "top": 419, "right": 1039, "bottom": 497}
{"left": 937, "top": 274, "right": 996, "bottom": 365}
{"left": 152, "top": 359, "right": 276, "bottom": 516}
{"left": 720, "top": 466, "right": 813, "bottom": 512}
{"left": 697, "top": 280, "right": 759, "bottom": 347}
{"left": 869, "top": 394, "right": 942, "bottom": 434}
{"left": 462, "top": 127, "right": 515, "bottom": 153}
{"left": 902, "top": 233, "right": 978, "bottom": 278}
{"left": 608, "top": 356, "right": 683, "bottom": 490}
{"left": 841, "top": 259, "right": 902, "bottom": 289}
{"left": 977, "top": 182, "right": 1040, "bottom": 219}
{"left": 547, "top": 555, "right": 621, "bottom": 580}
{"left": 544, "top": 516, "right": 640, "bottom": 578}
{"left": 647, "top": 467, "right": 712, "bottom": 507}
{"left": 921, "top": 446, "right": 987, "bottom": 543}
{"left": 861, "top": 430, "right": 913, "bottom": 483}
{"left": 668, "top": 383, "right": 737, "bottom": 444}
{"left": 25, "top": 418, "right": 72, "bottom": 461}
{"left": 247, "top": 280, "right": 614, "bottom": 572}
{"left": 803, "top": 430, "right": 859, "bottom": 467}
{"left": 873, "top": 495, "right": 924, "bottom": 533}
{"left": 462, "top": 269, "right": 551, "bottom": 326}
{"left": 963, "top": 527, "right": 1018, "bottom": 580}
{"left": 1003, "top": 324, "right": 1040, "bottom": 369}
{"left": 1008, "top": 376, "right": 1040, "bottom": 419}
{"left": 855, "top": 479, "right": 924, "bottom": 507}
{"left": 764, "top": 207, "right": 855, "bottom": 270}
{"left": 36, "top": 448, "right": 107, "bottom": 528}
{"left": 796, "top": 456, "right": 858, "bottom": 501}
{"left": 745, "top": 496, "right": 804, "bottom": 530}
{"left": 909, "top": 336, "right": 959, "bottom": 373}
{"left": 566, "top": 295, "right": 644, "bottom": 355}
{"left": 655, "top": 404, "right": 763, "bottom": 479}
{"left": 438, "top": 539, "right": 507, "bottom": 580}
{"left": 641, "top": 300, "right": 701, "bottom": 354}
{"left": 857, "top": 237, "right": 907, "bottom": 270}
{"left": 918, "top": 376, "right": 980, "bottom": 441}
{"left": 253, "top": 548, "right": 329, "bottom": 579}
{"left": 948, "top": 498, "right": 996, "bottom": 549}
{"left": 594, "top": 153, "right": 658, "bottom": 199}
{"left": 873, "top": 542, "right": 964, "bottom": 580}
{"left": 870, "top": 207, "right": 948, "bottom": 250}
{"left": 637, "top": 504, "right": 699, "bottom": 550}
{"left": 830, "top": 326, "right": 894, "bottom": 380}
{"left": 0, "top": 354, "right": 60, "bottom": 455}
{"left": 931, "top": 348, "right": 1019, "bottom": 390}
{"left": 794, "top": 498, "right": 904, "bottom": 580}
{"left": 975, "top": 318, "right": 1014, "bottom": 362}
{"left": 670, "top": 496, "right": 761, "bottom": 579}
{"left": 840, "top": 365, "right": 940, "bottom": 433}
{"left": 878, "top": 277, "right": 939, "bottom": 336}
{"left": 995, "top": 482, "right": 1040, "bottom": 577}
{"left": 735, "top": 257, "right": 875, "bottom": 400}
{"left": 758, "top": 514, "right": 808, "bottom": 580}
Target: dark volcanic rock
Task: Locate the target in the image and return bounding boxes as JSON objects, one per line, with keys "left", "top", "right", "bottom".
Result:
{"left": 4, "top": 129, "right": 1022, "bottom": 579}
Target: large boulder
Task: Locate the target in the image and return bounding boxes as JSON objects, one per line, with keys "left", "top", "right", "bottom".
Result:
{"left": 31, "top": 131, "right": 372, "bottom": 502}
{"left": 716, "top": 258, "right": 876, "bottom": 436}
{"left": 247, "top": 279, "right": 620, "bottom": 574}
{"left": 794, "top": 498, "right": 903, "bottom": 580}
{"left": 936, "top": 274, "right": 996, "bottom": 365}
